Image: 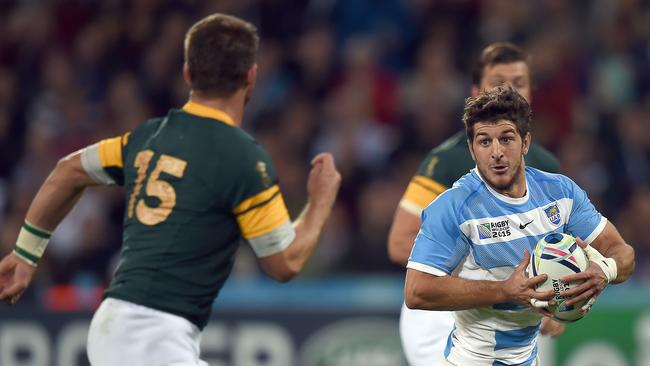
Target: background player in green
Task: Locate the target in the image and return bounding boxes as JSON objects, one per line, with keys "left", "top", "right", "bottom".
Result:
{"left": 388, "top": 43, "right": 564, "bottom": 366}
{"left": 0, "top": 13, "right": 341, "bottom": 366}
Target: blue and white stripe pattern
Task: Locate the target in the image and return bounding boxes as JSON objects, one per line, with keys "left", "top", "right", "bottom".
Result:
{"left": 407, "top": 167, "right": 606, "bottom": 366}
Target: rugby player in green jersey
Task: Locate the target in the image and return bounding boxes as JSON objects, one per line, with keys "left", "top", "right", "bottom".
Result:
{"left": 388, "top": 43, "right": 563, "bottom": 366}
{"left": 0, "top": 14, "right": 341, "bottom": 365}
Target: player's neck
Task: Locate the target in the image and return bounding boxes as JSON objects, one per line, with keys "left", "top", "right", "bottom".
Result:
{"left": 188, "top": 91, "right": 245, "bottom": 127}
{"left": 496, "top": 178, "right": 526, "bottom": 198}
{"left": 495, "top": 166, "right": 527, "bottom": 198}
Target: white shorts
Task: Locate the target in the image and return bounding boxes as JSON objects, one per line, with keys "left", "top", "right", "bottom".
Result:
{"left": 441, "top": 355, "right": 540, "bottom": 366}
{"left": 87, "top": 298, "right": 208, "bottom": 366}
{"left": 399, "top": 303, "right": 455, "bottom": 366}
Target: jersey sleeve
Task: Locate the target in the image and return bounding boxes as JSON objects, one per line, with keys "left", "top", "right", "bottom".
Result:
{"left": 563, "top": 176, "right": 607, "bottom": 244}
{"left": 407, "top": 192, "right": 470, "bottom": 276}
{"left": 398, "top": 151, "right": 448, "bottom": 216}
{"left": 230, "top": 143, "right": 295, "bottom": 258}
{"left": 528, "top": 144, "right": 561, "bottom": 173}
{"left": 80, "top": 133, "right": 130, "bottom": 185}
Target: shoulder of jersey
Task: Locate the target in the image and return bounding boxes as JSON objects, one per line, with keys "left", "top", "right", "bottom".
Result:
{"left": 175, "top": 109, "right": 263, "bottom": 147}
{"left": 526, "top": 166, "right": 570, "bottom": 188}
{"left": 431, "top": 130, "right": 467, "bottom": 155}
{"left": 424, "top": 131, "right": 470, "bottom": 172}
{"left": 430, "top": 171, "right": 480, "bottom": 207}
{"left": 528, "top": 143, "right": 561, "bottom": 170}
{"left": 529, "top": 141, "right": 555, "bottom": 156}
{"left": 127, "top": 116, "right": 165, "bottom": 140}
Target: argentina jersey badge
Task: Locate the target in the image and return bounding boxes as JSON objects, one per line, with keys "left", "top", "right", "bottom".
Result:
{"left": 544, "top": 202, "right": 562, "bottom": 225}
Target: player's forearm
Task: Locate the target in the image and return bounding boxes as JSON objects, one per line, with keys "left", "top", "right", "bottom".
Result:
{"left": 12, "top": 154, "right": 95, "bottom": 266}
{"left": 606, "top": 243, "right": 635, "bottom": 283}
{"left": 592, "top": 222, "right": 636, "bottom": 284}
{"left": 387, "top": 208, "right": 420, "bottom": 265}
{"left": 387, "top": 236, "right": 411, "bottom": 266}
{"left": 285, "top": 200, "right": 332, "bottom": 273}
{"left": 25, "top": 154, "right": 95, "bottom": 230}
{"left": 405, "top": 269, "right": 507, "bottom": 311}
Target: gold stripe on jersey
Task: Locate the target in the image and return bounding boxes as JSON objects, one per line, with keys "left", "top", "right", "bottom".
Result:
{"left": 122, "top": 131, "right": 131, "bottom": 146}
{"left": 182, "top": 101, "right": 236, "bottom": 126}
{"left": 98, "top": 136, "right": 124, "bottom": 168}
{"left": 233, "top": 185, "right": 280, "bottom": 215}
{"left": 412, "top": 176, "right": 446, "bottom": 194}
{"left": 235, "top": 191, "right": 291, "bottom": 239}
{"left": 400, "top": 175, "right": 447, "bottom": 213}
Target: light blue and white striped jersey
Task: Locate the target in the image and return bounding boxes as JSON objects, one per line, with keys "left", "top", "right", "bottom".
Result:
{"left": 407, "top": 167, "right": 607, "bottom": 366}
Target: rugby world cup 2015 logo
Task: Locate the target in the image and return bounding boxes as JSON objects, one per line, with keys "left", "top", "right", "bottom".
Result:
{"left": 476, "top": 220, "right": 511, "bottom": 240}
{"left": 544, "top": 203, "right": 562, "bottom": 225}
{"left": 477, "top": 223, "right": 492, "bottom": 240}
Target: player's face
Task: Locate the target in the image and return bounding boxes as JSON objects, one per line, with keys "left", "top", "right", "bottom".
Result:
{"left": 478, "top": 62, "right": 531, "bottom": 103}
{"left": 470, "top": 120, "right": 530, "bottom": 196}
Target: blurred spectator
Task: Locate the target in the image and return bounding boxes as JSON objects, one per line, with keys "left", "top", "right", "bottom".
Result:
{"left": 290, "top": 24, "right": 337, "bottom": 100}
{"left": 399, "top": 32, "right": 464, "bottom": 151}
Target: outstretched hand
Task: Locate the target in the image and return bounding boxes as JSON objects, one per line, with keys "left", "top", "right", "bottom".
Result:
{"left": 559, "top": 237, "right": 608, "bottom": 313}
{"left": 503, "top": 250, "right": 555, "bottom": 307}
{"left": 0, "top": 252, "right": 37, "bottom": 305}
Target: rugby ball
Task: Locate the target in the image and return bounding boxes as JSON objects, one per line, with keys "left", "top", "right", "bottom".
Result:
{"left": 529, "top": 232, "right": 590, "bottom": 322}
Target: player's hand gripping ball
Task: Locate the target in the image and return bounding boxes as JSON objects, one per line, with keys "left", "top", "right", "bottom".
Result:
{"left": 528, "top": 233, "right": 591, "bottom": 322}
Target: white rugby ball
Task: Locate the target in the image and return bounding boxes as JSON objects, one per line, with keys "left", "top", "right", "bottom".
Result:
{"left": 528, "top": 232, "right": 590, "bottom": 322}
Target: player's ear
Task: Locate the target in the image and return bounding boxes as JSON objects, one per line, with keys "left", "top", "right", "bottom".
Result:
{"left": 243, "top": 64, "right": 257, "bottom": 103}
{"left": 470, "top": 85, "right": 480, "bottom": 97}
{"left": 246, "top": 64, "right": 258, "bottom": 89}
{"left": 468, "top": 139, "right": 476, "bottom": 161}
{"left": 182, "top": 63, "right": 192, "bottom": 87}
{"left": 522, "top": 132, "right": 531, "bottom": 155}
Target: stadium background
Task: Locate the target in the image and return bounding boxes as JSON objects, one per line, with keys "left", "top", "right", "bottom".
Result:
{"left": 0, "top": 0, "right": 648, "bottom": 365}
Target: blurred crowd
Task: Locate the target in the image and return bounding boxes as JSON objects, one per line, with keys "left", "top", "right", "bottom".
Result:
{"left": 0, "top": 0, "right": 649, "bottom": 302}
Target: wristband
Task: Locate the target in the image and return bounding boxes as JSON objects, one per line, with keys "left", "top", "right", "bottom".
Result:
{"left": 14, "top": 221, "right": 51, "bottom": 267}
{"left": 582, "top": 245, "right": 617, "bottom": 283}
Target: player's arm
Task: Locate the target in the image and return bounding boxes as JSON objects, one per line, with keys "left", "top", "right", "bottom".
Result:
{"left": 557, "top": 176, "right": 635, "bottom": 308}
{"left": 388, "top": 149, "right": 449, "bottom": 265}
{"left": 585, "top": 222, "right": 635, "bottom": 283}
{"left": 402, "top": 198, "right": 553, "bottom": 310}
{"left": 19, "top": 153, "right": 96, "bottom": 232}
{"left": 388, "top": 175, "right": 447, "bottom": 265}
{"left": 405, "top": 250, "right": 554, "bottom": 310}
{"left": 560, "top": 222, "right": 635, "bottom": 307}
{"left": 0, "top": 135, "right": 126, "bottom": 304}
{"left": 258, "top": 154, "right": 340, "bottom": 282}
{"left": 387, "top": 208, "right": 420, "bottom": 265}
{"left": 234, "top": 153, "right": 340, "bottom": 282}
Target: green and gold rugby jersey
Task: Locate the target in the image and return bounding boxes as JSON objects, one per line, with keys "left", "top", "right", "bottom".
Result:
{"left": 400, "top": 130, "right": 560, "bottom": 215}
{"left": 79, "top": 101, "right": 294, "bottom": 329}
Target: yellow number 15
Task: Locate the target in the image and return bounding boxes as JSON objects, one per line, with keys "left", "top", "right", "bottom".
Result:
{"left": 128, "top": 150, "right": 187, "bottom": 226}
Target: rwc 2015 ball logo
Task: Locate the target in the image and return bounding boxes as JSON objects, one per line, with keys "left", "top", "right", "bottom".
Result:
{"left": 544, "top": 203, "right": 562, "bottom": 225}
{"left": 477, "top": 219, "right": 511, "bottom": 239}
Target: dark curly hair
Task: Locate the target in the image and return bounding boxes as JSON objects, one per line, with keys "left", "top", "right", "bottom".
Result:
{"left": 462, "top": 86, "right": 531, "bottom": 142}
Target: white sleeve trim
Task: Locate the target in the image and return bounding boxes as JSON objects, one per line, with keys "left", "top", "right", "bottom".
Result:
{"left": 248, "top": 221, "right": 295, "bottom": 258}
{"left": 406, "top": 261, "right": 448, "bottom": 277}
{"left": 583, "top": 216, "right": 608, "bottom": 245}
{"left": 80, "top": 143, "right": 116, "bottom": 185}
{"left": 399, "top": 200, "right": 424, "bottom": 216}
